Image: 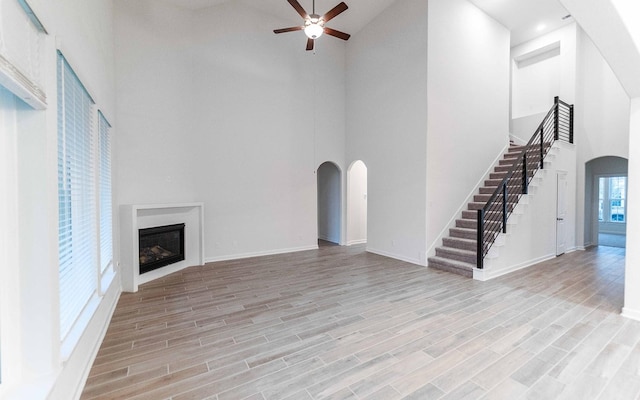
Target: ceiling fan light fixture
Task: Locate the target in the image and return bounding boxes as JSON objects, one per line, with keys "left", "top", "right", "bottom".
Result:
{"left": 304, "top": 15, "right": 324, "bottom": 39}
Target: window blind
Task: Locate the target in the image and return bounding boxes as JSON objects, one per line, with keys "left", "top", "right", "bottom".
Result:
{"left": 57, "top": 52, "right": 97, "bottom": 340}
{"left": 98, "top": 111, "right": 112, "bottom": 274}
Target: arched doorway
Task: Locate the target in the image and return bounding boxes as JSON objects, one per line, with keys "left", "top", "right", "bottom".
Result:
{"left": 317, "top": 161, "right": 342, "bottom": 245}
{"left": 585, "top": 156, "right": 628, "bottom": 248}
{"left": 347, "top": 160, "right": 367, "bottom": 245}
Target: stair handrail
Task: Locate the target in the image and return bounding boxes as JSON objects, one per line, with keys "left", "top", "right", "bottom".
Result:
{"left": 476, "top": 97, "right": 574, "bottom": 269}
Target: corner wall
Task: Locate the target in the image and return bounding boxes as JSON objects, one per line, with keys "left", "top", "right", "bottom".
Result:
{"left": 115, "top": 0, "right": 347, "bottom": 262}
{"left": 426, "top": 0, "right": 510, "bottom": 253}
{"left": 346, "top": 0, "right": 428, "bottom": 264}
{"left": 574, "top": 27, "right": 630, "bottom": 248}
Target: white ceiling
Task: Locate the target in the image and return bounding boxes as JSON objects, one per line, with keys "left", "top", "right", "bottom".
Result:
{"left": 468, "top": 0, "right": 573, "bottom": 46}
{"left": 159, "top": 0, "right": 574, "bottom": 46}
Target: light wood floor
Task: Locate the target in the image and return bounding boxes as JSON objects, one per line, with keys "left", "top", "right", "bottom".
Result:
{"left": 81, "top": 244, "right": 639, "bottom": 400}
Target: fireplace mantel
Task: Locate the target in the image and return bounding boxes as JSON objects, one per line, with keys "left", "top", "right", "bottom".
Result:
{"left": 120, "top": 203, "right": 204, "bottom": 292}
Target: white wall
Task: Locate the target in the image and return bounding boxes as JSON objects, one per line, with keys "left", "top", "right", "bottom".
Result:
{"left": 511, "top": 24, "right": 577, "bottom": 120}
{"left": 0, "top": 0, "right": 118, "bottom": 399}
{"left": 347, "top": 160, "right": 367, "bottom": 245}
{"left": 574, "top": 27, "right": 630, "bottom": 248}
{"left": 115, "top": 0, "right": 346, "bottom": 262}
{"left": 317, "top": 162, "right": 341, "bottom": 244}
{"left": 346, "top": 0, "right": 428, "bottom": 265}
{"left": 426, "top": 0, "right": 510, "bottom": 252}
{"left": 0, "top": 87, "right": 21, "bottom": 394}
{"left": 624, "top": 98, "right": 640, "bottom": 319}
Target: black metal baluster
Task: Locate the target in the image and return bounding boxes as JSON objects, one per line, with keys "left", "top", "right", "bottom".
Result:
{"left": 554, "top": 96, "right": 560, "bottom": 141}
{"left": 569, "top": 104, "right": 574, "bottom": 144}
{"left": 477, "top": 209, "right": 484, "bottom": 269}
{"left": 522, "top": 152, "right": 528, "bottom": 195}
{"left": 540, "top": 127, "right": 544, "bottom": 169}
{"left": 502, "top": 182, "right": 507, "bottom": 234}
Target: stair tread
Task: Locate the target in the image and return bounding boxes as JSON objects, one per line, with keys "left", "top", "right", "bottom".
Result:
{"left": 444, "top": 237, "right": 476, "bottom": 244}
{"left": 428, "top": 256, "right": 475, "bottom": 271}
{"left": 451, "top": 227, "right": 476, "bottom": 232}
{"left": 437, "top": 246, "right": 475, "bottom": 256}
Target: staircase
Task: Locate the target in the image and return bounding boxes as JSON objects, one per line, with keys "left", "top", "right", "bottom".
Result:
{"left": 427, "top": 143, "right": 529, "bottom": 277}
{"left": 428, "top": 97, "right": 574, "bottom": 278}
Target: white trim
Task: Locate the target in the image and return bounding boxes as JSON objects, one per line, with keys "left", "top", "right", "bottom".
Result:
{"left": 474, "top": 253, "right": 556, "bottom": 281}
{"left": 0, "top": 54, "right": 46, "bottom": 109}
{"left": 621, "top": 307, "right": 640, "bottom": 322}
{"left": 347, "top": 239, "right": 367, "bottom": 246}
{"left": 67, "top": 282, "right": 120, "bottom": 400}
{"left": 366, "top": 247, "right": 424, "bottom": 266}
{"left": 205, "top": 245, "right": 319, "bottom": 264}
{"left": 60, "top": 294, "right": 100, "bottom": 361}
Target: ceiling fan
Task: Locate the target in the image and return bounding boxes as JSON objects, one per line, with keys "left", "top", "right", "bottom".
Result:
{"left": 274, "top": 0, "right": 351, "bottom": 51}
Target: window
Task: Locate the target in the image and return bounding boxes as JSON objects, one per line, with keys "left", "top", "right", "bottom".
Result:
{"left": 598, "top": 176, "right": 627, "bottom": 223}
{"left": 57, "top": 52, "right": 114, "bottom": 352}
{"left": 57, "top": 51, "right": 104, "bottom": 345}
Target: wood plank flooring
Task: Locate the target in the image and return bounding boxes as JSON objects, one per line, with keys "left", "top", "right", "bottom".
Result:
{"left": 81, "top": 244, "right": 638, "bottom": 400}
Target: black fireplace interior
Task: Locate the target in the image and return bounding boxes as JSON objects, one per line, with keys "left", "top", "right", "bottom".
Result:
{"left": 139, "top": 223, "right": 185, "bottom": 274}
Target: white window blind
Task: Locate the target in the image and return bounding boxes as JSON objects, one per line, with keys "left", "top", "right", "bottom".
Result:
{"left": 98, "top": 111, "right": 112, "bottom": 274}
{"left": 57, "top": 52, "right": 97, "bottom": 341}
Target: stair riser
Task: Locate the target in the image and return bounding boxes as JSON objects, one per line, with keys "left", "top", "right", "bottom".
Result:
{"left": 435, "top": 248, "right": 476, "bottom": 264}
{"left": 456, "top": 219, "right": 476, "bottom": 229}
{"left": 496, "top": 164, "right": 540, "bottom": 172}
{"left": 490, "top": 171, "right": 536, "bottom": 180}
{"left": 474, "top": 194, "right": 521, "bottom": 203}
{"left": 428, "top": 260, "right": 473, "bottom": 278}
{"left": 443, "top": 238, "right": 476, "bottom": 252}
{"left": 450, "top": 229, "right": 477, "bottom": 240}
{"left": 461, "top": 210, "right": 510, "bottom": 220}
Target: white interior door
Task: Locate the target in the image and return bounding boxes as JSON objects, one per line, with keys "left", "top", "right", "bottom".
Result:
{"left": 556, "top": 172, "right": 568, "bottom": 255}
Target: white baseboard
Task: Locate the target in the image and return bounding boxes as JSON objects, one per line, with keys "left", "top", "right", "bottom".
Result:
{"left": 474, "top": 253, "right": 556, "bottom": 281}
{"left": 622, "top": 307, "right": 640, "bottom": 321}
{"left": 205, "top": 245, "right": 319, "bottom": 264}
{"left": 366, "top": 247, "right": 424, "bottom": 266}
{"left": 347, "top": 239, "right": 367, "bottom": 246}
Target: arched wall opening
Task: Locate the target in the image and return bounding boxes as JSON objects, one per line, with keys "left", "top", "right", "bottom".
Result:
{"left": 317, "top": 161, "right": 342, "bottom": 245}
{"left": 584, "top": 156, "right": 628, "bottom": 248}
{"left": 347, "top": 160, "right": 367, "bottom": 245}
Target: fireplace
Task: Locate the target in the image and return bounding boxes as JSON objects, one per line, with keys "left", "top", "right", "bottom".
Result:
{"left": 138, "top": 223, "right": 185, "bottom": 274}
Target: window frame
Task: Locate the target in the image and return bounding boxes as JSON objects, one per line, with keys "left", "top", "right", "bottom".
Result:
{"left": 598, "top": 175, "right": 628, "bottom": 224}
{"left": 57, "top": 51, "right": 114, "bottom": 357}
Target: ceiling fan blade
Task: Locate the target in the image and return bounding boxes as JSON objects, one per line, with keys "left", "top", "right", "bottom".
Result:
{"left": 322, "top": 2, "right": 348, "bottom": 23}
{"left": 274, "top": 26, "right": 304, "bottom": 34}
{"left": 306, "top": 38, "right": 315, "bottom": 51}
{"left": 323, "top": 27, "right": 351, "bottom": 41}
{"left": 288, "top": 0, "right": 309, "bottom": 19}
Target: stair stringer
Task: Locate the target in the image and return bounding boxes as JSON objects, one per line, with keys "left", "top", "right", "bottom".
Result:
{"left": 473, "top": 141, "right": 577, "bottom": 281}
{"left": 426, "top": 142, "right": 510, "bottom": 259}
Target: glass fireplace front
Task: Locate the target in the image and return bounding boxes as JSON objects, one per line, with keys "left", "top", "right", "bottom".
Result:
{"left": 138, "top": 223, "right": 185, "bottom": 274}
